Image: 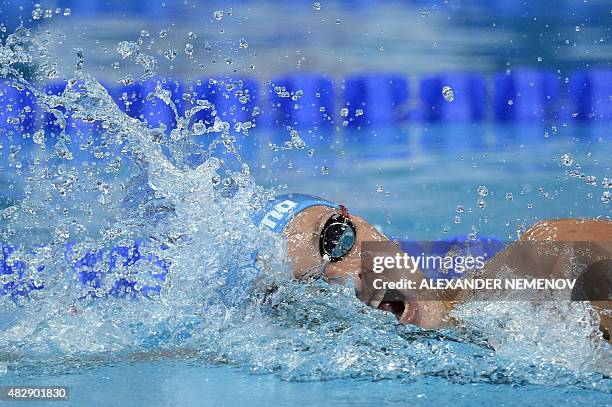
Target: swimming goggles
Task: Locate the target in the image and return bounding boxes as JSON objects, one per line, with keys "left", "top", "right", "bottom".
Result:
{"left": 319, "top": 208, "right": 356, "bottom": 262}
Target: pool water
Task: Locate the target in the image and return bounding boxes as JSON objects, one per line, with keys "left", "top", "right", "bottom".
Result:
{"left": 1, "top": 122, "right": 610, "bottom": 406}
{"left": 251, "top": 123, "right": 611, "bottom": 240}
{"left": 4, "top": 359, "right": 612, "bottom": 406}
{"left": 0, "top": 17, "right": 611, "bottom": 406}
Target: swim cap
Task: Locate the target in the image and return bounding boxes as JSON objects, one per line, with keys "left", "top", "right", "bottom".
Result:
{"left": 252, "top": 193, "right": 339, "bottom": 233}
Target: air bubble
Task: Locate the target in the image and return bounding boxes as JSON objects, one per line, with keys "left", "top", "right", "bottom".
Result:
{"left": 239, "top": 38, "right": 248, "bottom": 49}
{"left": 601, "top": 191, "right": 611, "bottom": 204}
{"left": 505, "top": 192, "right": 513, "bottom": 201}
{"left": 187, "top": 32, "right": 197, "bottom": 40}
{"left": 340, "top": 107, "right": 349, "bottom": 117}
{"left": 477, "top": 199, "right": 486, "bottom": 209}
{"left": 214, "top": 10, "right": 224, "bottom": 20}
{"left": 313, "top": 2, "right": 321, "bottom": 11}
{"left": 355, "top": 109, "right": 364, "bottom": 117}
{"left": 321, "top": 165, "right": 329, "bottom": 175}
{"left": 376, "top": 185, "right": 384, "bottom": 193}
{"left": 456, "top": 205, "right": 464, "bottom": 213}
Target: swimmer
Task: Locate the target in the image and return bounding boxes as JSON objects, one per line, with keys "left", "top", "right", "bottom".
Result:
{"left": 259, "top": 194, "right": 612, "bottom": 340}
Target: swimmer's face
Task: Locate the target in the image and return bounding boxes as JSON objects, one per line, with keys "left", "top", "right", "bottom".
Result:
{"left": 284, "top": 205, "right": 447, "bottom": 328}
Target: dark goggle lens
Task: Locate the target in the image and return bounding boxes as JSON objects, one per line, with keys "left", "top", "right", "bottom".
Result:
{"left": 319, "top": 214, "right": 356, "bottom": 261}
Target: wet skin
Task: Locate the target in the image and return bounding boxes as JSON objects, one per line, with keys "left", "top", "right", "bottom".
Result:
{"left": 283, "top": 207, "right": 612, "bottom": 339}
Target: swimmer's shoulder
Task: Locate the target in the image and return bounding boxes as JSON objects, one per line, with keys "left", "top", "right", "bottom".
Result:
{"left": 521, "top": 218, "right": 612, "bottom": 242}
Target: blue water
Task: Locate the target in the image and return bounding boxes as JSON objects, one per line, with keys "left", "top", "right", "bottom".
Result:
{"left": 4, "top": 361, "right": 612, "bottom": 406}
{"left": 1, "top": 123, "right": 611, "bottom": 405}
{"left": 0, "top": 6, "right": 611, "bottom": 404}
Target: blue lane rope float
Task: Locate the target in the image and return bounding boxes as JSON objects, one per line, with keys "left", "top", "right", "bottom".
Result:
{"left": 419, "top": 72, "right": 485, "bottom": 122}
{"left": 493, "top": 69, "right": 561, "bottom": 122}
{"left": 343, "top": 73, "right": 409, "bottom": 128}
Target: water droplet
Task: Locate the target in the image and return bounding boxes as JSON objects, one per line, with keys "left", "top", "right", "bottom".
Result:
{"left": 560, "top": 153, "right": 573, "bottom": 166}
{"left": 505, "top": 192, "right": 513, "bottom": 201}
{"left": 225, "top": 57, "right": 233, "bottom": 65}
{"left": 33, "top": 129, "right": 45, "bottom": 145}
{"left": 477, "top": 199, "right": 486, "bottom": 209}
{"left": 585, "top": 175, "right": 597, "bottom": 186}
{"left": 456, "top": 205, "right": 464, "bottom": 213}
{"left": 575, "top": 25, "right": 580, "bottom": 32}
{"left": 192, "top": 121, "right": 206, "bottom": 135}
{"left": 376, "top": 185, "right": 384, "bottom": 193}
{"left": 340, "top": 107, "right": 349, "bottom": 117}
{"left": 118, "top": 75, "right": 134, "bottom": 85}
{"left": 454, "top": 216, "right": 461, "bottom": 224}
{"left": 507, "top": 99, "right": 514, "bottom": 106}
{"left": 601, "top": 191, "right": 611, "bottom": 204}
{"left": 313, "top": 2, "right": 321, "bottom": 11}
{"left": 602, "top": 177, "right": 612, "bottom": 189}
{"left": 476, "top": 185, "right": 488, "bottom": 197}
{"left": 184, "top": 43, "right": 194, "bottom": 56}
{"left": 321, "top": 165, "right": 329, "bottom": 175}
{"left": 214, "top": 10, "right": 224, "bottom": 20}
{"left": 307, "top": 149, "right": 315, "bottom": 157}
{"left": 159, "top": 29, "right": 168, "bottom": 38}
{"left": 32, "top": 4, "right": 43, "bottom": 20}
{"left": 63, "top": 7, "right": 71, "bottom": 16}
{"left": 290, "top": 129, "right": 306, "bottom": 149}
{"left": 116, "top": 41, "right": 140, "bottom": 59}
{"left": 164, "top": 49, "right": 178, "bottom": 61}
{"left": 537, "top": 56, "right": 543, "bottom": 62}
{"left": 527, "top": 203, "right": 533, "bottom": 209}
{"left": 187, "top": 31, "right": 197, "bottom": 40}
{"left": 355, "top": 109, "right": 364, "bottom": 117}
{"left": 239, "top": 38, "right": 248, "bottom": 49}
{"left": 421, "top": 10, "right": 429, "bottom": 17}
{"left": 442, "top": 85, "right": 454, "bottom": 102}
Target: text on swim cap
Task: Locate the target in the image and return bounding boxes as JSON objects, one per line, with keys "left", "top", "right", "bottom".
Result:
{"left": 260, "top": 199, "right": 297, "bottom": 230}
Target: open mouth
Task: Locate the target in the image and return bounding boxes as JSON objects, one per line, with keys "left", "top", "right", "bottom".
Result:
{"left": 369, "top": 290, "right": 419, "bottom": 324}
